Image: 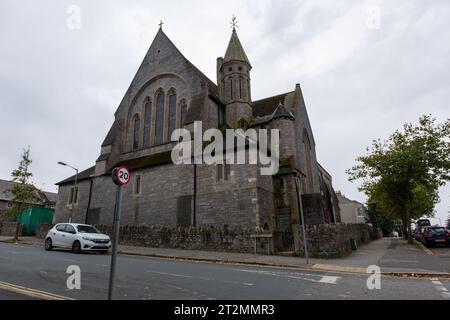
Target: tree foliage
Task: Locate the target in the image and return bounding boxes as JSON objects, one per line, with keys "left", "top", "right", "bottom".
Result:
{"left": 366, "top": 200, "right": 395, "bottom": 236}
{"left": 347, "top": 115, "right": 450, "bottom": 241}
{"left": 6, "top": 147, "right": 39, "bottom": 240}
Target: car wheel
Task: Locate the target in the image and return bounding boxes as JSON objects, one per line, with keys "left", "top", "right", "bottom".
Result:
{"left": 44, "top": 238, "right": 53, "bottom": 251}
{"left": 72, "top": 240, "right": 82, "bottom": 254}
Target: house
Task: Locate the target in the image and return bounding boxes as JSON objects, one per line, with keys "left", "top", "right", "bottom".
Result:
{"left": 336, "top": 191, "right": 368, "bottom": 224}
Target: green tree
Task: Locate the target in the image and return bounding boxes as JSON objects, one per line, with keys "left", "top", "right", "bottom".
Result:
{"left": 6, "top": 146, "right": 39, "bottom": 241}
{"left": 366, "top": 200, "right": 395, "bottom": 236}
{"left": 347, "top": 115, "right": 450, "bottom": 242}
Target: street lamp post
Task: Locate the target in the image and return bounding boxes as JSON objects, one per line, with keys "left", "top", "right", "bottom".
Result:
{"left": 58, "top": 161, "right": 78, "bottom": 223}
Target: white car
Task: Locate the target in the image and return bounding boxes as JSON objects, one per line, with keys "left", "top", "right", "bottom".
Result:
{"left": 44, "top": 223, "right": 111, "bottom": 254}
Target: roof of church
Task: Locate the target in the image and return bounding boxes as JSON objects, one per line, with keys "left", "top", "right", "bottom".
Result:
{"left": 251, "top": 100, "right": 295, "bottom": 126}
{"left": 252, "top": 91, "right": 293, "bottom": 117}
{"left": 56, "top": 166, "right": 95, "bottom": 185}
{"left": 223, "top": 29, "right": 251, "bottom": 66}
{"left": 102, "top": 119, "right": 120, "bottom": 147}
{"left": 272, "top": 102, "right": 295, "bottom": 120}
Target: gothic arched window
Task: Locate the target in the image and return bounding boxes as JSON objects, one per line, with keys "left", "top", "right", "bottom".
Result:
{"left": 155, "top": 89, "right": 165, "bottom": 145}
{"left": 143, "top": 98, "right": 152, "bottom": 148}
{"left": 180, "top": 100, "right": 188, "bottom": 127}
{"left": 132, "top": 114, "right": 140, "bottom": 150}
{"left": 229, "top": 78, "right": 233, "bottom": 100}
{"left": 239, "top": 77, "right": 243, "bottom": 99}
{"left": 168, "top": 89, "right": 177, "bottom": 139}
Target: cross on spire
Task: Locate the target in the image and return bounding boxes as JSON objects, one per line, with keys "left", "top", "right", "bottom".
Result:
{"left": 230, "top": 15, "right": 238, "bottom": 31}
{"left": 159, "top": 20, "right": 164, "bottom": 29}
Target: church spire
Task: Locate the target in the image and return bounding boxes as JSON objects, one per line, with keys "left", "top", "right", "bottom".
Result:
{"left": 217, "top": 16, "right": 253, "bottom": 128}
{"left": 223, "top": 17, "right": 251, "bottom": 66}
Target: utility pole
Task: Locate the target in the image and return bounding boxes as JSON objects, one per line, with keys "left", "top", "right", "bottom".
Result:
{"left": 58, "top": 161, "right": 78, "bottom": 222}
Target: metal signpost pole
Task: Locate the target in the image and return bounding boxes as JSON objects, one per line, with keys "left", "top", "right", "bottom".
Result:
{"left": 108, "top": 166, "right": 129, "bottom": 300}
{"left": 108, "top": 184, "right": 122, "bottom": 300}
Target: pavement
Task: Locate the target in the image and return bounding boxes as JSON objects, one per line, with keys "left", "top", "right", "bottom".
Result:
{"left": 0, "top": 241, "right": 449, "bottom": 300}
{"left": 0, "top": 235, "right": 449, "bottom": 277}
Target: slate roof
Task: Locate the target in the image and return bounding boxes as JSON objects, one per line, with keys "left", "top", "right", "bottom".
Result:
{"left": 272, "top": 102, "right": 295, "bottom": 120}
{"left": 0, "top": 179, "right": 15, "bottom": 202}
{"left": 252, "top": 92, "right": 293, "bottom": 117}
{"left": 56, "top": 166, "right": 95, "bottom": 186}
{"left": 0, "top": 179, "right": 57, "bottom": 204}
{"left": 223, "top": 29, "right": 251, "bottom": 66}
{"left": 101, "top": 119, "right": 120, "bottom": 147}
{"left": 251, "top": 95, "right": 295, "bottom": 126}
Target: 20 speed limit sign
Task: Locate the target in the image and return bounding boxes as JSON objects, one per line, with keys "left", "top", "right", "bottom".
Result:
{"left": 112, "top": 166, "right": 131, "bottom": 186}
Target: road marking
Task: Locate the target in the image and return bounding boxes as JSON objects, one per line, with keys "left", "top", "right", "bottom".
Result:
{"left": 0, "top": 280, "right": 74, "bottom": 300}
{"left": 234, "top": 268, "right": 341, "bottom": 285}
{"left": 429, "top": 279, "right": 450, "bottom": 299}
{"left": 95, "top": 264, "right": 108, "bottom": 267}
{"left": 318, "top": 276, "right": 340, "bottom": 284}
{"left": 147, "top": 270, "right": 254, "bottom": 286}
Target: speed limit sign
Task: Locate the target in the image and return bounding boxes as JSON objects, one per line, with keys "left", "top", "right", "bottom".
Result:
{"left": 112, "top": 166, "right": 131, "bottom": 186}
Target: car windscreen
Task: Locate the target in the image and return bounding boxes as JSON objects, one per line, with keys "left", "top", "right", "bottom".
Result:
{"left": 76, "top": 225, "right": 100, "bottom": 233}
{"left": 428, "top": 227, "right": 446, "bottom": 234}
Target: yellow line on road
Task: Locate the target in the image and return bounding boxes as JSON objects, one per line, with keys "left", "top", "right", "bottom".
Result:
{"left": 0, "top": 280, "right": 74, "bottom": 300}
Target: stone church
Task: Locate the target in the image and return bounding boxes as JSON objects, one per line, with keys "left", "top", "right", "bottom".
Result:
{"left": 55, "top": 25, "right": 341, "bottom": 238}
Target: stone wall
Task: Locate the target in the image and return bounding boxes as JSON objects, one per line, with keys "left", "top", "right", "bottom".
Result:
{"left": 34, "top": 222, "right": 382, "bottom": 258}
{"left": 296, "top": 223, "right": 383, "bottom": 258}
{"left": 0, "top": 222, "right": 22, "bottom": 236}
{"left": 36, "top": 224, "right": 54, "bottom": 239}
{"left": 96, "top": 225, "right": 271, "bottom": 254}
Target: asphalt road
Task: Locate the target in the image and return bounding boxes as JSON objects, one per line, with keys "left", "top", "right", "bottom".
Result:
{"left": 0, "top": 242, "right": 449, "bottom": 300}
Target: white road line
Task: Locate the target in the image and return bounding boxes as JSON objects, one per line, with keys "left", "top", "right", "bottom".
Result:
{"left": 147, "top": 270, "right": 254, "bottom": 286}
{"left": 318, "top": 276, "right": 340, "bottom": 284}
{"left": 430, "top": 279, "right": 450, "bottom": 299}
{"left": 234, "top": 269, "right": 341, "bottom": 285}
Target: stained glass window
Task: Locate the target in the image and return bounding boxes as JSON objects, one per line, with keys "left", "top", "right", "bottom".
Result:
{"left": 143, "top": 99, "right": 152, "bottom": 147}
{"left": 155, "top": 91, "right": 164, "bottom": 145}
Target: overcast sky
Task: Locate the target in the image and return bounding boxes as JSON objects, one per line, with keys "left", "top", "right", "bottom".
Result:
{"left": 1, "top": 0, "right": 449, "bottom": 225}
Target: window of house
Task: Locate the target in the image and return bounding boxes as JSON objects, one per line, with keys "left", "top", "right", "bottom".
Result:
{"left": 134, "top": 175, "right": 141, "bottom": 194}
{"left": 143, "top": 99, "right": 152, "bottom": 148}
{"left": 68, "top": 186, "right": 78, "bottom": 205}
{"left": 133, "top": 114, "right": 140, "bottom": 150}
{"left": 155, "top": 90, "right": 165, "bottom": 145}
{"left": 168, "top": 90, "right": 177, "bottom": 138}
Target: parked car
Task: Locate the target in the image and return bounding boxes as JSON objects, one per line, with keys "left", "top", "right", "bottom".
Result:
{"left": 45, "top": 223, "right": 111, "bottom": 254}
{"left": 419, "top": 226, "right": 450, "bottom": 248}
